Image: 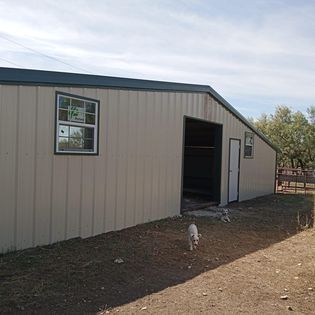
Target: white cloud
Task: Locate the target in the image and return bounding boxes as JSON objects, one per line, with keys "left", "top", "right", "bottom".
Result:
{"left": 0, "top": 0, "right": 314, "bottom": 117}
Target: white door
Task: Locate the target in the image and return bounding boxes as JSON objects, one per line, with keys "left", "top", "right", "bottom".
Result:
{"left": 228, "top": 139, "right": 240, "bottom": 202}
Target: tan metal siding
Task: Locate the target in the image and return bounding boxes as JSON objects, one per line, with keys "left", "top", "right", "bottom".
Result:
{"left": 16, "top": 87, "right": 36, "bottom": 249}
{"left": 0, "top": 85, "right": 276, "bottom": 252}
{"left": 35, "top": 87, "right": 54, "bottom": 246}
{"left": 0, "top": 86, "right": 18, "bottom": 252}
{"left": 239, "top": 136, "right": 276, "bottom": 201}
{"left": 125, "top": 90, "right": 137, "bottom": 227}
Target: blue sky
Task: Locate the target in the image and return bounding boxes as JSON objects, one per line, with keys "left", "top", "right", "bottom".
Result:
{"left": 0, "top": 0, "right": 314, "bottom": 118}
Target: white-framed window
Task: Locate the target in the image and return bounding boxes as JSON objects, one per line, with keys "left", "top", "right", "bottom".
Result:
{"left": 244, "top": 132, "right": 254, "bottom": 158}
{"left": 55, "top": 92, "right": 99, "bottom": 154}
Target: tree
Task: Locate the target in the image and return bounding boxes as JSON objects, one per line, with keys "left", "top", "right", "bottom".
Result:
{"left": 252, "top": 106, "right": 315, "bottom": 169}
{"left": 307, "top": 106, "right": 315, "bottom": 125}
{"left": 305, "top": 106, "right": 315, "bottom": 164}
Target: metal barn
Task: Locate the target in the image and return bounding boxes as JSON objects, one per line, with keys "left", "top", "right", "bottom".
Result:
{"left": 0, "top": 68, "right": 277, "bottom": 252}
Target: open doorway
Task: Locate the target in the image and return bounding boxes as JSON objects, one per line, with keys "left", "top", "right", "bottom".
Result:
{"left": 181, "top": 117, "right": 222, "bottom": 212}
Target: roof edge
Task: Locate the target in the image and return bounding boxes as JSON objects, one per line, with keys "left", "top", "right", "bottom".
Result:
{"left": 0, "top": 67, "right": 279, "bottom": 151}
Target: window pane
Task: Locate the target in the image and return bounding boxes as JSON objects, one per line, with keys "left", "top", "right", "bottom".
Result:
{"left": 84, "top": 139, "right": 94, "bottom": 150}
{"left": 85, "top": 102, "right": 96, "bottom": 113}
{"left": 84, "top": 127, "right": 94, "bottom": 139}
{"left": 70, "top": 126, "right": 84, "bottom": 138}
{"left": 71, "top": 98, "right": 84, "bottom": 108}
{"left": 245, "top": 146, "right": 252, "bottom": 157}
{"left": 59, "top": 125, "right": 69, "bottom": 137}
{"left": 58, "top": 137, "right": 69, "bottom": 150}
{"left": 85, "top": 113, "right": 95, "bottom": 125}
{"left": 59, "top": 109, "right": 68, "bottom": 121}
{"left": 59, "top": 96, "right": 70, "bottom": 109}
{"left": 245, "top": 134, "right": 253, "bottom": 146}
{"left": 68, "top": 106, "right": 85, "bottom": 123}
{"left": 69, "top": 138, "right": 83, "bottom": 149}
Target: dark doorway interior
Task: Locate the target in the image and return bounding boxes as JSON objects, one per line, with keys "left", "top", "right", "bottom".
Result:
{"left": 182, "top": 117, "right": 222, "bottom": 211}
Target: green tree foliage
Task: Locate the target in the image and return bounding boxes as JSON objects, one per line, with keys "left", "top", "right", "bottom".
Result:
{"left": 253, "top": 106, "right": 315, "bottom": 169}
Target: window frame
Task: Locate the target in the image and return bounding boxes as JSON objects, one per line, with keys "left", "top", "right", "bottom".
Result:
{"left": 54, "top": 91, "right": 100, "bottom": 155}
{"left": 244, "top": 131, "right": 254, "bottom": 159}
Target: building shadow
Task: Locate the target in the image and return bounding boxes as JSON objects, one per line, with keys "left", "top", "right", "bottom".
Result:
{"left": 0, "top": 193, "right": 313, "bottom": 314}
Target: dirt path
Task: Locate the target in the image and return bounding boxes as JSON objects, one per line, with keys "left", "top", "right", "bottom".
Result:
{"left": 114, "top": 229, "right": 315, "bottom": 315}
{"left": 0, "top": 193, "right": 314, "bottom": 314}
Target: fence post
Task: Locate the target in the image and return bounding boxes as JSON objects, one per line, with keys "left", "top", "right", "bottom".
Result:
{"left": 304, "top": 172, "right": 306, "bottom": 195}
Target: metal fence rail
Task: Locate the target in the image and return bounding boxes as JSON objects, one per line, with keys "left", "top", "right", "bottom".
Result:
{"left": 276, "top": 168, "right": 315, "bottom": 193}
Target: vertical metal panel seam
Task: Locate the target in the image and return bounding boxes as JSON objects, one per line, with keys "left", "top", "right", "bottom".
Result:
{"left": 102, "top": 90, "right": 109, "bottom": 232}
{"left": 144, "top": 91, "right": 150, "bottom": 220}
{"left": 49, "top": 158, "right": 53, "bottom": 244}
{"left": 139, "top": 92, "right": 144, "bottom": 222}
{"left": 142, "top": 91, "right": 150, "bottom": 222}
{"left": 204, "top": 94, "right": 208, "bottom": 119}
{"left": 196, "top": 94, "right": 200, "bottom": 117}
{"left": 173, "top": 92, "right": 178, "bottom": 212}
{"left": 144, "top": 92, "right": 149, "bottom": 220}
{"left": 13, "top": 86, "right": 20, "bottom": 248}
{"left": 64, "top": 157, "right": 69, "bottom": 239}
{"left": 199, "top": 93, "right": 204, "bottom": 116}
{"left": 184, "top": 92, "right": 188, "bottom": 116}
{"left": 32, "top": 86, "right": 39, "bottom": 246}
{"left": 193, "top": 93, "right": 198, "bottom": 117}
{"left": 123, "top": 90, "right": 130, "bottom": 227}
{"left": 201, "top": 94, "right": 205, "bottom": 117}
{"left": 172, "top": 93, "right": 178, "bottom": 213}
{"left": 155, "top": 92, "right": 160, "bottom": 218}
{"left": 162, "top": 93, "right": 168, "bottom": 218}
{"left": 133, "top": 91, "right": 139, "bottom": 226}
{"left": 148, "top": 92, "right": 154, "bottom": 220}
{"left": 79, "top": 156, "right": 83, "bottom": 236}
{"left": 212, "top": 99, "right": 216, "bottom": 121}
{"left": 150, "top": 92, "right": 156, "bottom": 219}
{"left": 156, "top": 93, "right": 161, "bottom": 220}
{"left": 168, "top": 93, "right": 175, "bottom": 213}
{"left": 166, "top": 93, "right": 171, "bottom": 216}
{"left": 168, "top": 93, "right": 173, "bottom": 213}
{"left": 142, "top": 91, "right": 148, "bottom": 220}
{"left": 178, "top": 92, "right": 185, "bottom": 211}
{"left": 49, "top": 89, "right": 55, "bottom": 244}
{"left": 207, "top": 96, "right": 211, "bottom": 120}
{"left": 114, "top": 90, "right": 120, "bottom": 230}
{"left": 178, "top": 92, "right": 183, "bottom": 210}
{"left": 173, "top": 92, "right": 179, "bottom": 213}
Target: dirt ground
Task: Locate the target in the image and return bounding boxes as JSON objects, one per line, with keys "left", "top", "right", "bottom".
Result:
{"left": 0, "top": 193, "right": 314, "bottom": 315}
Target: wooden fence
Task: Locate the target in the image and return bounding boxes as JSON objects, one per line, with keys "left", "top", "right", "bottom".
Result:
{"left": 276, "top": 168, "right": 315, "bottom": 193}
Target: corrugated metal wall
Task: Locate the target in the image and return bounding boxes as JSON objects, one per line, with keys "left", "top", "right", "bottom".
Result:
{"left": 0, "top": 85, "right": 276, "bottom": 252}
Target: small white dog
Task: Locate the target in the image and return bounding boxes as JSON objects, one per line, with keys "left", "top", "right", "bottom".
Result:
{"left": 187, "top": 223, "right": 201, "bottom": 251}
{"left": 220, "top": 208, "right": 231, "bottom": 223}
